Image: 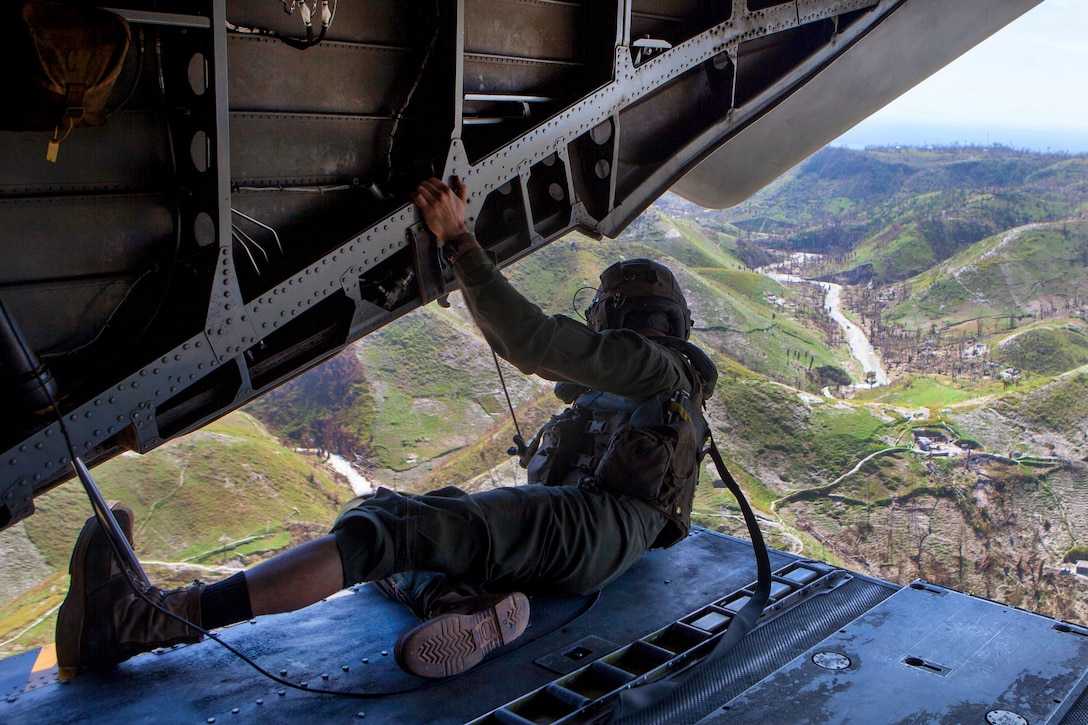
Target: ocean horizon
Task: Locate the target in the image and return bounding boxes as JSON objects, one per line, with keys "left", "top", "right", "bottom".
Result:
{"left": 833, "top": 121, "right": 1088, "bottom": 154}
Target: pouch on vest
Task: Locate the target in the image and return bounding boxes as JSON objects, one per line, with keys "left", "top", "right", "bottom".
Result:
{"left": 594, "top": 425, "right": 676, "bottom": 500}
{"left": 526, "top": 408, "right": 590, "bottom": 486}
{"left": 2, "top": 2, "right": 130, "bottom": 157}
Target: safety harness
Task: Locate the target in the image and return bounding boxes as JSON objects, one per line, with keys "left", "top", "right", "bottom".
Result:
{"left": 511, "top": 335, "right": 772, "bottom": 718}
{"left": 519, "top": 336, "right": 714, "bottom": 548}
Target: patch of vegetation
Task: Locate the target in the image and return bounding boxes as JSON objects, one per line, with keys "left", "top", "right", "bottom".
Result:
{"left": 995, "top": 372, "right": 1088, "bottom": 439}
{"left": 891, "top": 223, "right": 1088, "bottom": 326}
{"left": 23, "top": 412, "right": 344, "bottom": 570}
{"left": 0, "top": 572, "right": 68, "bottom": 659}
{"left": 808, "top": 406, "right": 889, "bottom": 476}
{"left": 856, "top": 374, "right": 987, "bottom": 407}
{"left": 247, "top": 351, "right": 377, "bottom": 455}
{"left": 814, "top": 365, "right": 852, "bottom": 387}
{"left": 654, "top": 215, "right": 743, "bottom": 270}
{"left": 370, "top": 313, "right": 480, "bottom": 395}
{"left": 856, "top": 223, "right": 937, "bottom": 282}
{"left": 698, "top": 267, "right": 782, "bottom": 303}
{"left": 710, "top": 378, "right": 890, "bottom": 487}
{"left": 1065, "top": 546, "right": 1088, "bottom": 563}
{"left": 504, "top": 239, "right": 605, "bottom": 316}
{"left": 997, "top": 327, "right": 1088, "bottom": 376}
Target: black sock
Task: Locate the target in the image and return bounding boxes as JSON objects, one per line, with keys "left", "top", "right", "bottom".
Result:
{"left": 199, "top": 571, "right": 253, "bottom": 630}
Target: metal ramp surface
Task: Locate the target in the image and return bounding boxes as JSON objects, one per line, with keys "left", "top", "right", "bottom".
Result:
{"left": 6, "top": 529, "right": 1088, "bottom": 723}
{"left": 701, "top": 582, "right": 1088, "bottom": 725}
{"left": 1, "top": 528, "right": 791, "bottom": 723}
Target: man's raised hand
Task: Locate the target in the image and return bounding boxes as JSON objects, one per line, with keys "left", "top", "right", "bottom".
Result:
{"left": 412, "top": 176, "right": 470, "bottom": 243}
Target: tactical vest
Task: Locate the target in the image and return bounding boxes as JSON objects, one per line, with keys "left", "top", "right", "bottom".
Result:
{"left": 521, "top": 338, "right": 716, "bottom": 549}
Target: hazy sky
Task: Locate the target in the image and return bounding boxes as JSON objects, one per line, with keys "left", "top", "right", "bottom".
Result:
{"left": 835, "top": 0, "right": 1088, "bottom": 151}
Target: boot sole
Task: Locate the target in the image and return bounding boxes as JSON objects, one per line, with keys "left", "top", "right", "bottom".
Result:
{"left": 394, "top": 592, "right": 530, "bottom": 678}
{"left": 56, "top": 502, "right": 134, "bottom": 679}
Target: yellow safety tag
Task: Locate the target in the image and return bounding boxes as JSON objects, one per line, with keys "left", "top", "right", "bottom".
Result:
{"left": 668, "top": 401, "right": 691, "bottom": 422}
{"left": 47, "top": 119, "right": 73, "bottom": 163}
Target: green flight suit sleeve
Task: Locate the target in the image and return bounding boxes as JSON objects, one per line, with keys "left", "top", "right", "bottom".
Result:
{"left": 451, "top": 240, "right": 691, "bottom": 397}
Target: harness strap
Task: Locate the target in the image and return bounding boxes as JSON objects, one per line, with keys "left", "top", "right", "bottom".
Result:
{"left": 612, "top": 435, "right": 771, "bottom": 719}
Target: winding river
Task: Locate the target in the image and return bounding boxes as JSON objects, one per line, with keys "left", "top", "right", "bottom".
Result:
{"left": 761, "top": 269, "right": 890, "bottom": 388}
{"left": 326, "top": 452, "right": 375, "bottom": 496}
{"left": 296, "top": 448, "right": 375, "bottom": 496}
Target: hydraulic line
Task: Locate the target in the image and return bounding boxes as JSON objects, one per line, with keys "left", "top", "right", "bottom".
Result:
{"left": 0, "top": 294, "right": 58, "bottom": 414}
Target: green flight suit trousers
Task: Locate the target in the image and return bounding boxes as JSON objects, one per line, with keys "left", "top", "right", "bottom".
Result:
{"left": 330, "top": 483, "right": 668, "bottom": 612}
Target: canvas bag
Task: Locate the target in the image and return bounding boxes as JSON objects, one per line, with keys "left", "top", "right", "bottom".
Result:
{"left": 2, "top": 2, "right": 130, "bottom": 157}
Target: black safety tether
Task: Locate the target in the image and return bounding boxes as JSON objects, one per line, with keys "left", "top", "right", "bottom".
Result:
{"left": 493, "top": 349, "right": 530, "bottom": 458}
{"left": 612, "top": 436, "right": 772, "bottom": 719}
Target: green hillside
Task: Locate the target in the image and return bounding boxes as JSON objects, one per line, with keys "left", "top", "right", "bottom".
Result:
{"left": 714, "top": 146, "right": 1088, "bottom": 285}
{"left": 23, "top": 412, "right": 343, "bottom": 569}
{"left": 996, "top": 325, "right": 1088, "bottom": 376}
{"left": 708, "top": 377, "right": 895, "bottom": 488}
{"left": 889, "top": 221, "right": 1088, "bottom": 327}
{"left": 1, "top": 412, "right": 347, "bottom": 658}
{"left": 994, "top": 370, "right": 1088, "bottom": 439}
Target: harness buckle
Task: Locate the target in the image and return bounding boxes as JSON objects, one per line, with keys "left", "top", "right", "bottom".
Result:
{"left": 575, "top": 454, "right": 595, "bottom": 469}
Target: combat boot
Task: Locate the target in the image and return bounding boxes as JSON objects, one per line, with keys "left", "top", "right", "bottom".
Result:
{"left": 394, "top": 592, "right": 529, "bottom": 678}
{"left": 56, "top": 502, "right": 204, "bottom": 678}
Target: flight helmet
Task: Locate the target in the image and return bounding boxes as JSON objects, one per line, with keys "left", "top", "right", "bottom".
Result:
{"left": 586, "top": 259, "right": 692, "bottom": 340}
